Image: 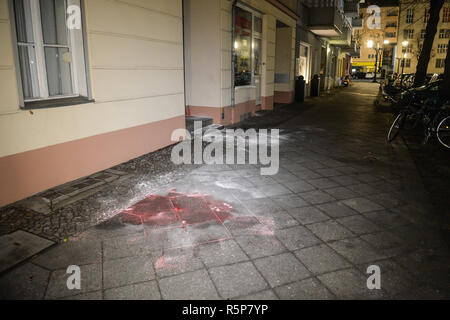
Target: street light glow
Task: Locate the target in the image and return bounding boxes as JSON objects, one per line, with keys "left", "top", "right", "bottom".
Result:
{"left": 367, "top": 40, "right": 373, "bottom": 48}
{"left": 384, "top": 40, "right": 390, "bottom": 44}
{"left": 402, "top": 40, "right": 409, "bottom": 47}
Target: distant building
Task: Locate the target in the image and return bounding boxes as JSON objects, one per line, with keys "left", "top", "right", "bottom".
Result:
{"left": 351, "top": 1, "right": 400, "bottom": 74}
{"left": 396, "top": 0, "right": 450, "bottom": 75}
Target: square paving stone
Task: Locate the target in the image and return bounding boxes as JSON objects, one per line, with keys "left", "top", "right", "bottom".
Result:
{"left": 186, "top": 221, "right": 231, "bottom": 245}
{"left": 104, "top": 281, "right": 161, "bottom": 300}
{"left": 346, "top": 183, "right": 380, "bottom": 196}
{"left": 256, "top": 211, "right": 299, "bottom": 230}
{"left": 336, "top": 215, "right": 380, "bottom": 235}
{"left": 198, "top": 239, "right": 248, "bottom": 268}
{"left": 307, "top": 178, "right": 340, "bottom": 189}
{"left": 302, "top": 161, "right": 327, "bottom": 170}
{"left": 314, "top": 168, "right": 343, "bottom": 178}
{"left": 270, "top": 194, "right": 309, "bottom": 209}
{"left": 274, "top": 278, "right": 335, "bottom": 300}
{"left": 283, "top": 180, "right": 316, "bottom": 193}
{"left": 272, "top": 172, "right": 299, "bottom": 184}
{"left": 243, "top": 198, "right": 283, "bottom": 215}
{"left": 45, "top": 263, "right": 102, "bottom": 299}
{"left": 317, "top": 202, "right": 358, "bottom": 218}
{"left": 367, "top": 193, "right": 403, "bottom": 209}
{"left": 329, "top": 238, "right": 388, "bottom": 264}
{"left": 103, "top": 234, "right": 151, "bottom": 261}
{"left": 33, "top": 239, "right": 101, "bottom": 270}
{"left": 287, "top": 206, "right": 330, "bottom": 225}
{"left": 209, "top": 262, "right": 268, "bottom": 299}
{"left": 295, "top": 244, "right": 351, "bottom": 274}
{"left": 342, "top": 197, "right": 384, "bottom": 213}
{"left": 257, "top": 184, "right": 293, "bottom": 197}
{"left": 354, "top": 173, "right": 380, "bottom": 183}
{"left": 247, "top": 176, "right": 278, "bottom": 186}
{"left": 103, "top": 255, "right": 155, "bottom": 289}
{"left": 275, "top": 226, "right": 321, "bottom": 251}
{"left": 307, "top": 221, "right": 355, "bottom": 242}
{"left": 318, "top": 268, "right": 386, "bottom": 299}
{"left": 294, "top": 169, "right": 323, "bottom": 180}
{"left": 330, "top": 175, "right": 360, "bottom": 187}
{"left": 235, "top": 235, "right": 287, "bottom": 259}
{"left": 363, "top": 210, "right": 410, "bottom": 229}
{"left": 254, "top": 253, "right": 310, "bottom": 287}
{"left": 223, "top": 216, "right": 264, "bottom": 236}
{"left": 0, "top": 231, "right": 54, "bottom": 273}
{"left": 324, "top": 187, "right": 358, "bottom": 200}
{"left": 159, "top": 269, "right": 219, "bottom": 300}
{"left": 298, "top": 190, "right": 336, "bottom": 205}
{"left": 152, "top": 247, "right": 204, "bottom": 278}
{"left": 360, "top": 231, "right": 404, "bottom": 252}
{"left": 0, "top": 263, "right": 50, "bottom": 300}
{"left": 231, "top": 188, "right": 266, "bottom": 200}
{"left": 236, "top": 289, "right": 279, "bottom": 300}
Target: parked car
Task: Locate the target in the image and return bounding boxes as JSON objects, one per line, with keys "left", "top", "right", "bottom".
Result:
{"left": 352, "top": 72, "right": 366, "bottom": 79}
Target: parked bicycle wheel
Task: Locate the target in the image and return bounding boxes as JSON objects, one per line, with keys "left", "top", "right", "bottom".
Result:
{"left": 437, "top": 115, "right": 450, "bottom": 148}
{"left": 387, "top": 113, "right": 406, "bottom": 142}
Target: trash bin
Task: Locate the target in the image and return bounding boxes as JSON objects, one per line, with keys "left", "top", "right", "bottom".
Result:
{"left": 295, "top": 76, "right": 305, "bottom": 103}
{"left": 311, "top": 74, "right": 320, "bottom": 97}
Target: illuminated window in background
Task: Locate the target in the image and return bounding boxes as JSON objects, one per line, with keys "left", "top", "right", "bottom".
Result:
{"left": 234, "top": 7, "right": 252, "bottom": 86}
{"left": 406, "top": 8, "right": 414, "bottom": 23}
{"left": 443, "top": 8, "right": 450, "bottom": 23}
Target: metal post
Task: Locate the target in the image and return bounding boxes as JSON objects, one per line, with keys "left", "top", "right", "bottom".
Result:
{"left": 373, "top": 48, "right": 378, "bottom": 83}
{"left": 401, "top": 58, "right": 405, "bottom": 87}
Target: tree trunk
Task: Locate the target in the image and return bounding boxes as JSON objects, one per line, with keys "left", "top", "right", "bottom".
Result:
{"left": 441, "top": 37, "right": 450, "bottom": 103}
{"left": 413, "top": 0, "right": 444, "bottom": 88}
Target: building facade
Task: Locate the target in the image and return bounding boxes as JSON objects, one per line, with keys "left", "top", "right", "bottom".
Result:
{"left": 184, "top": 0, "right": 298, "bottom": 125}
{"left": 396, "top": 0, "right": 450, "bottom": 75}
{"left": 0, "top": 0, "right": 186, "bottom": 207}
{"left": 0, "top": 0, "right": 360, "bottom": 207}
{"left": 352, "top": 1, "right": 399, "bottom": 73}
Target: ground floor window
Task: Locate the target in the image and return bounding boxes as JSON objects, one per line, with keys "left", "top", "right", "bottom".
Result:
{"left": 12, "top": 0, "right": 88, "bottom": 104}
{"left": 233, "top": 5, "right": 262, "bottom": 87}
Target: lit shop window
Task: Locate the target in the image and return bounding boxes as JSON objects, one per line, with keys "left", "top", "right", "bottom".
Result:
{"left": 13, "top": 0, "right": 88, "bottom": 103}
{"left": 234, "top": 7, "right": 252, "bottom": 86}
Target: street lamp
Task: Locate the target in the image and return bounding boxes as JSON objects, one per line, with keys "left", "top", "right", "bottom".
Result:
{"left": 367, "top": 40, "right": 383, "bottom": 83}
{"left": 401, "top": 41, "right": 409, "bottom": 86}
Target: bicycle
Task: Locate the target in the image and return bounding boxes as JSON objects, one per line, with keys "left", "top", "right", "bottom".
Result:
{"left": 387, "top": 103, "right": 450, "bottom": 149}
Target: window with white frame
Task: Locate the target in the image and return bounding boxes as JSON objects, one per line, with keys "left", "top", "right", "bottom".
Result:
{"left": 443, "top": 7, "right": 450, "bottom": 23}
{"left": 437, "top": 43, "right": 448, "bottom": 54}
{"left": 435, "top": 58, "right": 445, "bottom": 68}
{"left": 420, "top": 29, "right": 426, "bottom": 39}
{"left": 233, "top": 5, "right": 262, "bottom": 87}
{"left": 406, "top": 8, "right": 414, "bottom": 23}
{"left": 13, "top": 0, "right": 88, "bottom": 103}
{"left": 404, "top": 29, "right": 414, "bottom": 39}
{"left": 404, "top": 58, "right": 411, "bottom": 68}
{"left": 439, "top": 29, "right": 450, "bottom": 39}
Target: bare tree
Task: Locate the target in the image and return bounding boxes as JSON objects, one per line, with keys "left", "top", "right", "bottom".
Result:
{"left": 413, "top": 0, "right": 445, "bottom": 87}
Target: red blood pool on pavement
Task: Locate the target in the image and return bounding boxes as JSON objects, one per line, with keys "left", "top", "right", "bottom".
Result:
{"left": 121, "top": 191, "right": 233, "bottom": 227}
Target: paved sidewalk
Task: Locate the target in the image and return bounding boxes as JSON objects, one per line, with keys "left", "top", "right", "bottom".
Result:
{"left": 0, "top": 82, "right": 449, "bottom": 300}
